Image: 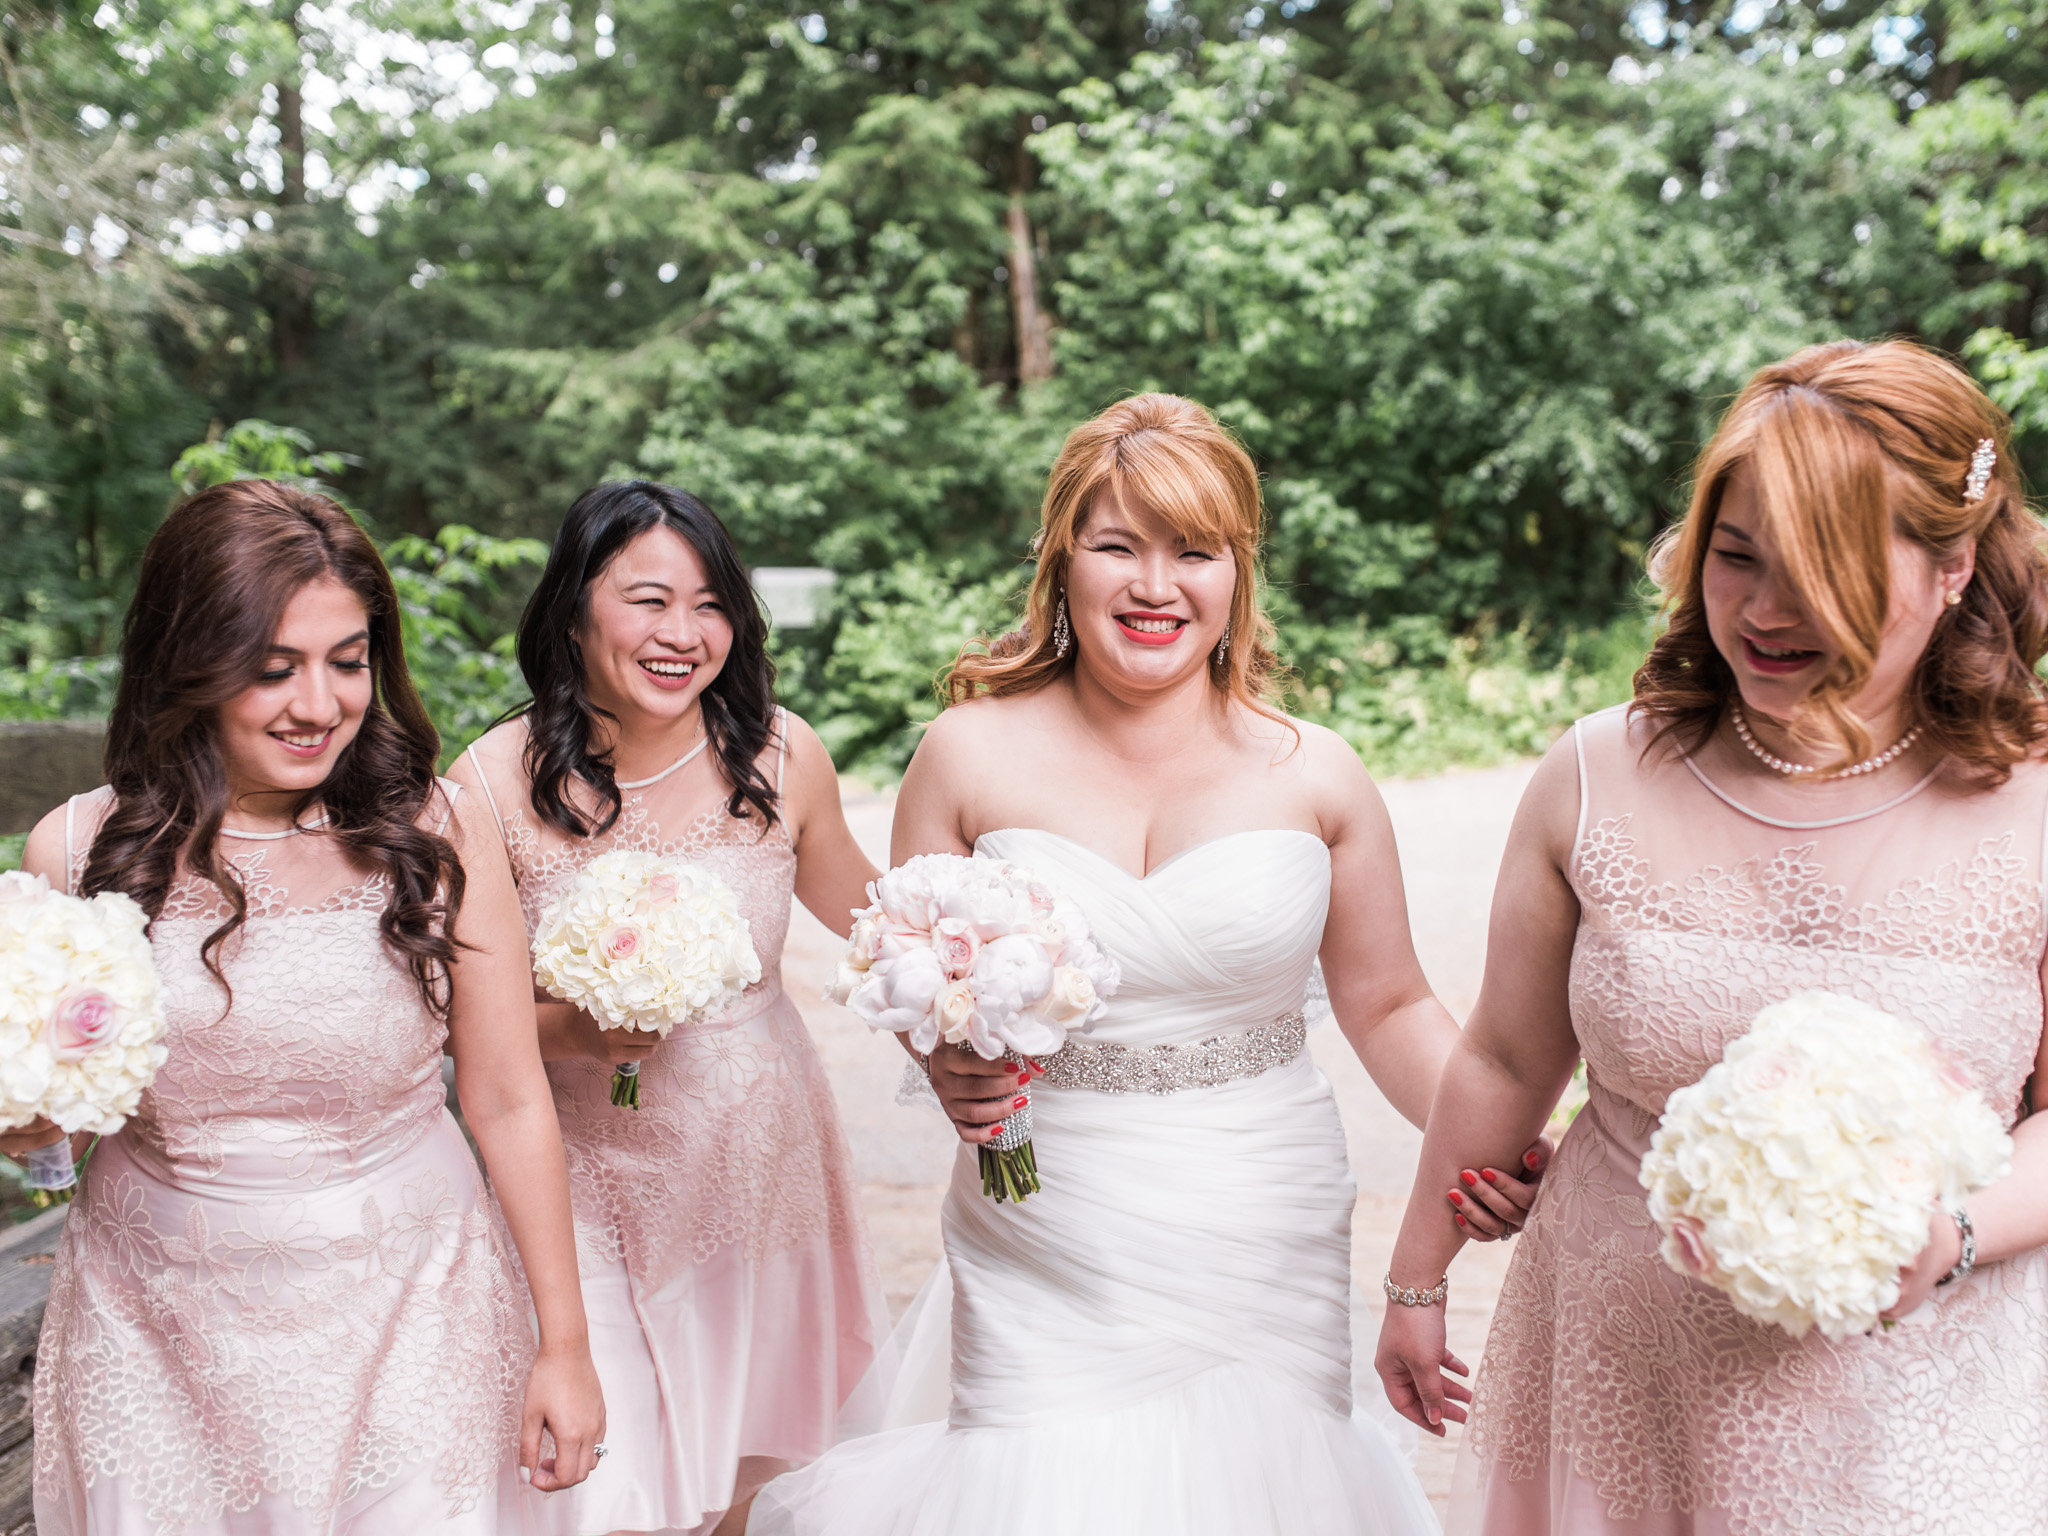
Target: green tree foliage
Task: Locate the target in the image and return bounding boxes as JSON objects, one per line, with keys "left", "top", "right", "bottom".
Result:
{"left": 2, "top": 0, "right": 2044, "bottom": 775}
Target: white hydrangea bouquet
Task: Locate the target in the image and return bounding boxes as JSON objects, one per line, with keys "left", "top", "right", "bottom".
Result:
{"left": 826, "top": 853, "right": 1119, "bottom": 1203}
{"left": 1640, "top": 991, "right": 2011, "bottom": 1341}
{"left": 531, "top": 849, "right": 761, "bottom": 1108}
{"left": 0, "top": 871, "right": 169, "bottom": 1191}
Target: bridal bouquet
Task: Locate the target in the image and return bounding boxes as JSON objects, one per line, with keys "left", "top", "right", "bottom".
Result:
{"left": 0, "top": 871, "right": 169, "bottom": 1190}
{"left": 531, "top": 850, "right": 761, "bottom": 1108}
{"left": 1640, "top": 991, "right": 2010, "bottom": 1341}
{"left": 827, "top": 853, "right": 1119, "bottom": 1203}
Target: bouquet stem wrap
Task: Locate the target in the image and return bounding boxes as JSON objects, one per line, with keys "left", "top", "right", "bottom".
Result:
{"left": 22, "top": 1137, "right": 75, "bottom": 1191}
{"left": 610, "top": 1060, "right": 642, "bottom": 1109}
{"left": 981, "top": 1078, "right": 1038, "bottom": 1203}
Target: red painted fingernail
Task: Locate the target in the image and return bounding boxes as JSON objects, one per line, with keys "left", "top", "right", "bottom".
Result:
{"left": 1459, "top": 1170, "right": 1477, "bottom": 1187}
{"left": 1481, "top": 1169, "right": 1498, "bottom": 1184}
{"left": 1524, "top": 1151, "right": 1540, "bottom": 1169}
{"left": 1455, "top": 1213, "right": 1467, "bottom": 1226}
{"left": 1012, "top": 1096, "right": 1029, "bottom": 1109}
{"left": 1449, "top": 1191, "right": 1465, "bottom": 1205}
{"left": 989, "top": 1122, "right": 1004, "bottom": 1135}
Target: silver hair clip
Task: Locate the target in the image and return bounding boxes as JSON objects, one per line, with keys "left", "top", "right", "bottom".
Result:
{"left": 1964, "top": 439, "right": 1996, "bottom": 504}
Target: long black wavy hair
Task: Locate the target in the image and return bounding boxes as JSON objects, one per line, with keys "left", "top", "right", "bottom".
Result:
{"left": 516, "top": 480, "right": 779, "bottom": 839}
{"left": 85, "top": 479, "right": 465, "bottom": 1016}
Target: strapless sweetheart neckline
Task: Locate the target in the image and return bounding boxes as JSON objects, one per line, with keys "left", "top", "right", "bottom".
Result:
{"left": 976, "top": 825, "right": 1327, "bottom": 884}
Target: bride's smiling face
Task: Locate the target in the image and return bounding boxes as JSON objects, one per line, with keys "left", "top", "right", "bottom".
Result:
{"left": 1065, "top": 487, "right": 1237, "bottom": 694}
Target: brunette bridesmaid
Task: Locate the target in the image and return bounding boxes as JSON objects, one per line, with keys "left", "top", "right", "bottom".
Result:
{"left": 1377, "top": 339, "right": 2048, "bottom": 1534}
{"left": 4, "top": 479, "right": 603, "bottom": 1535}
{"left": 452, "top": 481, "right": 886, "bottom": 1536}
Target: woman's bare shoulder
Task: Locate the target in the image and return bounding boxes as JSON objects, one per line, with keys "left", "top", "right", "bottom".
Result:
{"left": 448, "top": 716, "right": 533, "bottom": 789}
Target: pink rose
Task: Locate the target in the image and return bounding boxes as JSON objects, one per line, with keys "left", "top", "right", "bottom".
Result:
{"left": 1027, "top": 883, "right": 1056, "bottom": 917}
{"left": 601, "top": 924, "right": 643, "bottom": 962}
{"left": 51, "top": 987, "right": 118, "bottom": 1062}
{"left": 642, "top": 872, "right": 680, "bottom": 906}
{"left": 1668, "top": 1216, "right": 1716, "bottom": 1277}
{"left": 932, "top": 919, "right": 981, "bottom": 980}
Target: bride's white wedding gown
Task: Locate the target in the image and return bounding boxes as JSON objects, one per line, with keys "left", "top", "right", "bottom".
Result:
{"left": 753, "top": 828, "right": 1440, "bottom": 1535}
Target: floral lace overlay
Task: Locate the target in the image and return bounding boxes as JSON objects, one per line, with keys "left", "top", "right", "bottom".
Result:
{"left": 1465, "top": 712, "right": 2048, "bottom": 1535}
{"left": 35, "top": 788, "right": 532, "bottom": 1533}
{"left": 487, "top": 733, "right": 867, "bottom": 1291}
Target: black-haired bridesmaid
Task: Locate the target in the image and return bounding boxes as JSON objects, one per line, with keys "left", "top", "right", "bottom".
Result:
{"left": 452, "top": 480, "right": 886, "bottom": 1536}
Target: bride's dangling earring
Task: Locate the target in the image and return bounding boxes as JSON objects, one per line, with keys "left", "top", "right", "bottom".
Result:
{"left": 1215, "top": 623, "right": 1231, "bottom": 668}
{"left": 1051, "top": 595, "right": 1072, "bottom": 660}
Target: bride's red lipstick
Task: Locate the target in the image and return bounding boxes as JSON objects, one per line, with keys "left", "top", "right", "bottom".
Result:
{"left": 1116, "top": 610, "right": 1187, "bottom": 646}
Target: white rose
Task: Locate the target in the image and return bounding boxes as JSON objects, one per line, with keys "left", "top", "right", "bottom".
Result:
{"left": 1040, "top": 965, "right": 1097, "bottom": 1026}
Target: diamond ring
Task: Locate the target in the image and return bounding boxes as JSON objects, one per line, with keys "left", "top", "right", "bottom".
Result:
{"left": 593, "top": 1445, "right": 609, "bottom": 1460}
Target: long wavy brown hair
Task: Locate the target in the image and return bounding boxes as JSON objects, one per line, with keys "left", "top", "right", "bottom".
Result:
{"left": 947, "top": 393, "right": 1284, "bottom": 710}
{"left": 1636, "top": 339, "right": 2048, "bottom": 782}
{"left": 82, "top": 480, "right": 466, "bottom": 1014}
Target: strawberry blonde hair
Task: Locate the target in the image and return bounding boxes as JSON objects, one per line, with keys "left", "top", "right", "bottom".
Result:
{"left": 1636, "top": 339, "right": 2048, "bottom": 780}
{"left": 946, "top": 393, "right": 1283, "bottom": 710}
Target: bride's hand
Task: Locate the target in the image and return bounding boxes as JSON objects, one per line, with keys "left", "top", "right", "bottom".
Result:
{"left": 1446, "top": 1135, "right": 1552, "bottom": 1241}
{"left": 1374, "top": 1301, "right": 1471, "bottom": 1436}
{"left": 926, "top": 1046, "right": 1039, "bottom": 1145}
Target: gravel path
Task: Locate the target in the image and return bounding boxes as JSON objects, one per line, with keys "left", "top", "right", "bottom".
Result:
{"left": 784, "top": 759, "right": 1540, "bottom": 1515}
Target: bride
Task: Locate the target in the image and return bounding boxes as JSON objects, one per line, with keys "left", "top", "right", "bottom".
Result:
{"left": 753, "top": 394, "right": 1538, "bottom": 1534}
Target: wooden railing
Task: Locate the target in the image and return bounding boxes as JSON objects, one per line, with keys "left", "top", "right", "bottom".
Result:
{"left": 0, "top": 1208, "right": 65, "bottom": 1535}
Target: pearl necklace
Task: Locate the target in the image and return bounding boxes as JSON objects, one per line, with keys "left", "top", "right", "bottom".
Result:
{"left": 1730, "top": 705, "right": 1921, "bottom": 779}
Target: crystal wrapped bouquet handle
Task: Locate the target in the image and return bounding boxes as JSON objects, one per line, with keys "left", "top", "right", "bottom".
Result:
{"left": 825, "top": 852, "right": 1121, "bottom": 1202}
{"left": 530, "top": 850, "right": 762, "bottom": 1109}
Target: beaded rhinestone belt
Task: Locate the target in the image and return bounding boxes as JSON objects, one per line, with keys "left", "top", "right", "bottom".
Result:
{"left": 1028, "top": 1012, "right": 1309, "bottom": 1095}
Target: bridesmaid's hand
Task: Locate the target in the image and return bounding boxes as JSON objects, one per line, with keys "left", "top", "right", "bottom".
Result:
{"left": 1374, "top": 1301, "right": 1471, "bottom": 1437}
{"left": 1881, "top": 1207, "right": 1963, "bottom": 1324}
{"left": 0, "top": 1116, "right": 66, "bottom": 1160}
{"left": 537, "top": 1001, "right": 661, "bottom": 1069}
{"left": 1447, "top": 1136, "right": 1552, "bottom": 1241}
{"left": 926, "top": 1046, "right": 1040, "bottom": 1146}
{"left": 521, "top": 1341, "right": 606, "bottom": 1492}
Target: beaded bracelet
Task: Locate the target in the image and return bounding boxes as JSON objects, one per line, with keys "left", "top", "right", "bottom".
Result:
{"left": 1937, "top": 1206, "right": 1976, "bottom": 1287}
{"left": 1383, "top": 1273, "right": 1450, "bottom": 1308}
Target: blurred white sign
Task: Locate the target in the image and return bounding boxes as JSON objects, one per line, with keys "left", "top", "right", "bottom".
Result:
{"left": 751, "top": 566, "right": 835, "bottom": 628}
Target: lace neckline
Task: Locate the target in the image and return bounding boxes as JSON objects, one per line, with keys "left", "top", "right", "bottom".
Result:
{"left": 1680, "top": 754, "right": 1943, "bottom": 830}
{"left": 617, "top": 730, "right": 711, "bottom": 791}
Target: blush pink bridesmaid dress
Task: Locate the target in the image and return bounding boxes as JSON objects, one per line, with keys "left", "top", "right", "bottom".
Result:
{"left": 33, "top": 785, "right": 535, "bottom": 1536}
{"left": 464, "top": 711, "right": 884, "bottom": 1536}
{"left": 1456, "top": 705, "right": 2048, "bottom": 1535}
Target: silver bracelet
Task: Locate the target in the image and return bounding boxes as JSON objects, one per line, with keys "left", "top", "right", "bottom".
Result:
{"left": 1383, "top": 1273, "right": 1449, "bottom": 1308}
{"left": 1937, "top": 1205, "right": 1976, "bottom": 1286}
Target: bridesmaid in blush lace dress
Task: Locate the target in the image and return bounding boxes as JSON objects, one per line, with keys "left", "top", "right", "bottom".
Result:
{"left": 4, "top": 480, "right": 603, "bottom": 1536}
{"left": 1377, "top": 340, "right": 2048, "bottom": 1535}
{"left": 451, "top": 482, "right": 886, "bottom": 1536}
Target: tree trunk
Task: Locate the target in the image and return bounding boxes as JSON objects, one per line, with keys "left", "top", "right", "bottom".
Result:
{"left": 270, "top": 11, "right": 314, "bottom": 373}
{"left": 1006, "top": 194, "right": 1053, "bottom": 386}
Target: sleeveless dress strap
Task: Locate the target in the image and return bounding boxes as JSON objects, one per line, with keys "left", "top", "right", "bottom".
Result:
{"left": 62, "top": 792, "right": 77, "bottom": 896}
{"left": 435, "top": 778, "right": 464, "bottom": 836}
{"left": 775, "top": 706, "right": 791, "bottom": 794}
{"left": 464, "top": 742, "right": 510, "bottom": 844}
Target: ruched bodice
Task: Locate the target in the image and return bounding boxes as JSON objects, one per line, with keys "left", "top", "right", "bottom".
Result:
{"left": 973, "top": 828, "right": 1330, "bottom": 1046}
{"left": 756, "top": 825, "right": 1439, "bottom": 1536}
